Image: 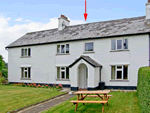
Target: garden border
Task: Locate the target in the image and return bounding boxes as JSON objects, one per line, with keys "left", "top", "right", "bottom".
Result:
{"left": 7, "top": 92, "right": 68, "bottom": 113}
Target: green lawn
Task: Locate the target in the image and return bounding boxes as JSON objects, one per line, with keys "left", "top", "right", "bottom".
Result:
{"left": 0, "top": 85, "right": 66, "bottom": 113}
{"left": 43, "top": 91, "right": 141, "bottom": 113}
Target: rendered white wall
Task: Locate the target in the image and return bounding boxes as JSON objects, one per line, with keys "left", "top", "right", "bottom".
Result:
{"left": 8, "top": 34, "right": 149, "bottom": 88}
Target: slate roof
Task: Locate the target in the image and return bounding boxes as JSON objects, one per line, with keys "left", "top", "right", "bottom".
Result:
{"left": 6, "top": 16, "right": 150, "bottom": 48}
{"left": 68, "top": 55, "right": 102, "bottom": 68}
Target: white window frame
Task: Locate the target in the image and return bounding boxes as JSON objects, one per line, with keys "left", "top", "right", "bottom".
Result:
{"left": 21, "top": 67, "right": 31, "bottom": 79}
{"left": 57, "top": 67, "right": 69, "bottom": 79}
{"left": 21, "top": 48, "right": 31, "bottom": 57}
{"left": 115, "top": 66, "right": 123, "bottom": 80}
{"left": 84, "top": 42, "right": 94, "bottom": 52}
{"left": 111, "top": 39, "right": 128, "bottom": 51}
{"left": 111, "top": 65, "right": 129, "bottom": 80}
{"left": 116, "top": 39, "right": 123, "bottom": 50}
{"left": 57, "top": 44, "right": 69, "bottom": 54}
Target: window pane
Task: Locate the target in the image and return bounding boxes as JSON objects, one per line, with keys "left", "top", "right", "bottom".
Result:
{"left": 57, "top": 45, "right": 60, "bottom": 53}
{"left": 25, "top": 49, "right": 27, "bottom": 56}
{"left": 57, "top": 67, "right": 60, "bottom": 79}
{"left": 25, "top": 71, "right": 27, "bottom": 78}
{"left": 66, "top": 67, "right": 69, "bottom": 79}
{"left": 25, "top": 68, "right": 27, "bottom": 70}
{"left": 61, "top": 72, "right": 65, "bottom": 79}
{"left": 117, "top": 66, "right": 122, "bottom": 69}
{"left": 28, "top": 48, "right": 31, "bottom": 56}
{"left": 61, "top": 67, "right": 65, "bottom": 70}
{"left": 61, "top": 45, "right": 65, "bottom": 53}
{"left": 85, "top": 42, "right": 93, "bottom": 51}
{"left": 111, "top": 66, "right": 115, "bottom": 79}
{"left": 123, "top": 65, "right": 128, "bottom": 79}
{"left": 123, "top": 39, "right": 128, "bottom": 49}
{"left": 111, "top": 40, "right": 116, "bottom": 50}
{"left": 28, "top": 68, "right": 31, "bottom": 78}
{"left": 66, "top": 44, "right": 69, "bottom": 53}
{"left": 117, "top": 40, "right": 122, "bottom": 49}
{"left": 21, "top": 68, "right": 24, "bottom": 78}
{"left": 21, "top": 49, "right": 24, "bottom": 56}
{"left": 117, "top": 71, "right": 122, "bottom": 79}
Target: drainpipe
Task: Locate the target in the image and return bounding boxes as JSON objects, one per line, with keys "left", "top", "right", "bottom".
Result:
{"left": 99, "top": 67, "right": 102, "bottom": 82}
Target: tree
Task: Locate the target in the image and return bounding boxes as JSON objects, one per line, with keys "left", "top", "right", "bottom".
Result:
{"left": 0, "top": 55, "right": 3, "bottom": 71}
{"left": 0, "top": 54, "right": 8, "bottom": 79}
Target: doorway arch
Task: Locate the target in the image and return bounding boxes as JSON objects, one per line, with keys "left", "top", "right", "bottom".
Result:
{"left": 78, "top": 63, "right": 88, "bottom": 89}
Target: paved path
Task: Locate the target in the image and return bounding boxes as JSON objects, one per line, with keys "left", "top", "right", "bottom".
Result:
{"left": 18, "top": 94, "right": 75, "bottom": 113}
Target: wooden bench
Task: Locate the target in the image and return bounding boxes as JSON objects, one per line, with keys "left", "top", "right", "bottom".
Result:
{"left": 83, "top": 95, "right": 112, "bottom": 98}
{"left": 70, "top": 100, "right": 108, "bottom": 113}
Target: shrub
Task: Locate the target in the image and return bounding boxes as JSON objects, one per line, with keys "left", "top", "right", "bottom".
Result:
{"left": 37, "top": 84, "right": 42, "bottom": 88}
{"left": 45, "top": 85, "right": 49, "bottom": 88}
{"left": 0, "top": 71, "right": 2, "bottom": 78}
{"left": 58, "top": 84, "right": 63, "bottom": 89}
{"left": 1, "top": 69, "right": 8, "bottom": 79}
{"left": 137, "top": 67, "right": 150, "bottom": 113}
{"left": 0, "top": 77, "right": 5, "bottom": 84}
{"left": 22, "top": 83, "right": 26, "bottom": 87}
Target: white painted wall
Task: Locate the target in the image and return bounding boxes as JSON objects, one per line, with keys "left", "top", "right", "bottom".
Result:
{"left": 94, "top": 67, "right": 100, "bottom": 87}
{"left": 8, "top": 34, "right": 149, "bottom": 88}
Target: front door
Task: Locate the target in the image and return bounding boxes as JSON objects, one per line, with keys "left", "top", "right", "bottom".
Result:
{"left": 79, "top": 64, "right": 88, "bottom": 89}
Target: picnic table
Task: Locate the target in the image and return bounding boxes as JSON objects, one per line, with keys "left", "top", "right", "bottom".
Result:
{"left": 70, "top": 90, "right": 111, "bottom": 113}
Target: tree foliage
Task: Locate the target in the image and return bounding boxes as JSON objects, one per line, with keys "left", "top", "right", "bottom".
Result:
{"left": 0, "top": 54, "right": 8, "bottom": 79}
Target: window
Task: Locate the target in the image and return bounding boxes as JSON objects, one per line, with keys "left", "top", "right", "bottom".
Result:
{"left": 111, "top": 65, "right": 128, "bottom": 80}
{"left": 85, "top": 42, "right": 93, "bottom": 51}
{"left": 111, "top": 39, "right": 128, "bottom": 50}
{"left": 57, "top": 44, "right": 69, "bottom": 54}
{"left": 21, "top": 48, "right": 31, "bottom": 57}
{"left": 21, "top": 67, "right": 31, "bottom": 79}
{"left": 57, "top": 67, "right": 69, "bottom": 79}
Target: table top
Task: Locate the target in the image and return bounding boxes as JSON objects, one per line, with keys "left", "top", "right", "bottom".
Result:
{"left": 74, "top": 90, "right": 110, "bottom": 94}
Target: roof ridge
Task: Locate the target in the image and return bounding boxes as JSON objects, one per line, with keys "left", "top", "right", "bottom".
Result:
{"left": 26, "top": 15, "right": 145, "bottom": 34}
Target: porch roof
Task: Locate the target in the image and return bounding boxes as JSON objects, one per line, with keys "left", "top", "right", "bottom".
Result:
{"left": 68, "top": 55, "right": 102, "bottom": 68}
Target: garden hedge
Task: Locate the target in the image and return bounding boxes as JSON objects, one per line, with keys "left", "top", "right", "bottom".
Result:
{"left": 137, "top": 67, "right": 150, "bottom": 113}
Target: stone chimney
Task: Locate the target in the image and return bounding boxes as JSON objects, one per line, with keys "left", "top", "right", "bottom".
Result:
{"left": 58, "top": 15, "right": 70, "bottom": 31}
{"left": 146, "top": 0, "right": 150, "bottom": 19}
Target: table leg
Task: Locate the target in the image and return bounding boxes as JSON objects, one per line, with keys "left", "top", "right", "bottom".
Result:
{"left": 81, "top": 94, "right": 85, "bottom": 105}
{"left": 102, "top": 103, "right": 104, "bottom": 113}
{"left": 77, "top": 94, "right": 79, "bottom": 100}
{"left": 75, "top": 103, "right": 78, "bottom": 111}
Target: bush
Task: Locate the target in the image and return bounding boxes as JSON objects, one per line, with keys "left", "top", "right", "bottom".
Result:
{"left": 0, "top": 77, "right": 5, "bottom": 84}
{"left": 0, "top": 71, "right": 2, "bottom": 78}
{"left": 2, "top": 69, "right": 8, "bottom": 79}
{"left": 137, "top": 67, "right": 150, "bottom": 113}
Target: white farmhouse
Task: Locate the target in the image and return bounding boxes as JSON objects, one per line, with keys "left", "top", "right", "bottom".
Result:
{"left": 6, "top": 1, "right": 150, "bottom": 91}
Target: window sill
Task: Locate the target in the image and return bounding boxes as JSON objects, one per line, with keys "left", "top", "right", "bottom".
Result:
{"left": 20, "top": 56, "right": 31, "bottom": 58}
{"left": 110, "top": 80, "right": 129, "bottom": 82}
{"left": 83, "top": 51, "right": 95, "bottom": 54}
{"left": 110, "top": 50, "right": 129, "bottom": 52}
{"left": 56, "top": 53, "right": 70, "bottom": 56}
{"left": 20, "top": 78, "right": 31, "bottom": 80}
{"left": 56, "top": 79, "right": 70, "bottom": 81}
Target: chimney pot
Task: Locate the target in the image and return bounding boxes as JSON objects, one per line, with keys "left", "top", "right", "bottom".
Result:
{"left": 61, "top": 15, "right": 68, "bottom": 20}
{"left": 148, "top": 0, "right": 150, "bottom": 3}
